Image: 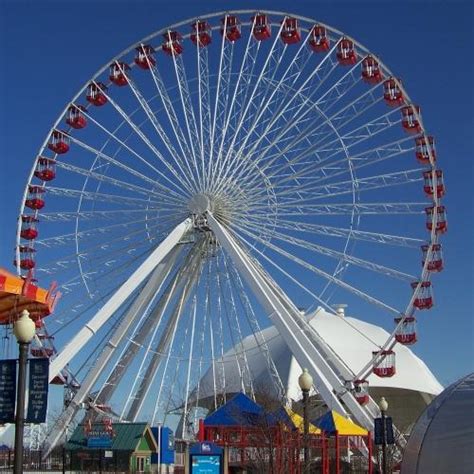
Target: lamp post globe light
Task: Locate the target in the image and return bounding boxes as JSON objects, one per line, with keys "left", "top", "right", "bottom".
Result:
{"left": 298, "top": 368, "right": 313, "bottom": 474}
{"left": 379, "top": 397, "right": 389, "bottom": 474}
{"left": 13, "top": 309, "right": 36, "bottom": 474}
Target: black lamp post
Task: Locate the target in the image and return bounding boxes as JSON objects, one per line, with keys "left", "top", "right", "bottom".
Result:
{"left": 379, "top": 397, "right": 389, "bottom": 474}
{"left": 298, "top": 368, "right": 313, "bottom": 474}
{"left": 13, "top": 309, "right": 36, "bottom": 474}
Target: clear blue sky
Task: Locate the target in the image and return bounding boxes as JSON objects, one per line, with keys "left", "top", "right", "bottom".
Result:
{"left": 0, "top": 0, "right": 472, "bottom": 391}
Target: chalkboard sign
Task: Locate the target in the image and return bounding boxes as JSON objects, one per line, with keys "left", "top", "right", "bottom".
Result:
{"left": 0, "top": 359, "right": 16, "bottom": 423}
{"left": 26, "top": 358, "right": 49, "bottom": 423}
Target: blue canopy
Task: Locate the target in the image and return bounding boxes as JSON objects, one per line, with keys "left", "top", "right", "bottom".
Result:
{"left": 204, "top": 393, "right": 276, "bottom": 427}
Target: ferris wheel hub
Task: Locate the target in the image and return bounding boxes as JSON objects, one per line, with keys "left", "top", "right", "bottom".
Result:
{"left": 188, "top": 193, "right": 212, "bottom": 214}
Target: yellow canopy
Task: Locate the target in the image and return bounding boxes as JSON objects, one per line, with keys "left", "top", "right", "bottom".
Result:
{"left": 285, "top": 407, "right": 321, "bottom": 434}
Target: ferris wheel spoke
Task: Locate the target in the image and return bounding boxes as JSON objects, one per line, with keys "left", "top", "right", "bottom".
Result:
{"left": 196, "top": 42, "right": 212, "bottom": 188}
{"left": 234, "top": 50, "right": 358, "bottom": 180}
{"left": 34, "top": 214, "right": 162, "bottom": 248}
{"left": 54, "top": 160, "right": 185, "bottom": 206}
{"left": 210, "top": 16, "right": 263, "bottom": 174}
{"left": 91, "top": 81, "right": 195, "bottom": 195}
{"left": 215, "top": 40, "right": 340, "bottom": 194}
{"left": 211, "top": 19, "right": 288, "bottom": 192}
{"left": 144, "top": 61, "right": 198, "bottom": 185}
{"left": 268, "top": 218, "right": 423, "bottom": 247}
{"left": 225, "top": 256, "right": 286, "bottom": 400}
{"left": 38, "top": 208, "right": 164, "bottom": 223}
{"left": 241, "top": 81, "right": 384, "bottom": 183}
{"left": 45, "top": 186, "right": 164, "bottom": 207}
{"left": 273, "top": 168, "right": 424, "bottom": 201}
{"left": 264, "top": 202, "right": 426, "bottom": 216}
{"left": 36, "top": 216, "right": 181, "bottom": 277}
{"left": 215, "top": 252, "right": 252, "bottom": 396}
{"left": 94, "top": 241, "right": 199, "bottom": 407}
{"left": 240, "top": 219, "right": 416, "bottom": 281}
{"left": 126, "top": 242, "right": 205, "bottom": 421}
{"left": 168, "top": 51, "right": 203, "bottom": 191}
{"left": 114, "top": 65, "right": 198, "bottom": 190}
{"left": 65, "top": 132, "right": 187, "bottom": 201}
{"left": 231, "top": 222, "right": 401, "bottom": 315}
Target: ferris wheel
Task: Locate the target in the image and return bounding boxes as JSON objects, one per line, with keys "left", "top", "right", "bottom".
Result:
{"left": 13, "top": 10, "right": 445, "bottom": 453}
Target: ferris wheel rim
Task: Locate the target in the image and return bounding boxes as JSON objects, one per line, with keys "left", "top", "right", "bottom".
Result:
{"left": 14, "top": 9, "right": 444, "bottom": 431}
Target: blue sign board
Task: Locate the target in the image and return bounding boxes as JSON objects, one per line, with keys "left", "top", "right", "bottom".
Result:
{"left": 191, "top": 455, "right": 221, "bottom": 474}
{"left": 151, "top": 426, "right": 175, "bottom": 465}
{"left": 87, "top": 437, "right": 113, "bottom": 448}
{"left": 26, "top": 358, "right": 49, "bottom": 423}
{"left": 0, "top": 360, "right": 16, "bottom": 423}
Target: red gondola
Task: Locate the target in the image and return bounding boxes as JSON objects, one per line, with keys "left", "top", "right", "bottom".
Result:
{"left": 48, "top": 130, "right": 70, "bottom": 154}
{"left": 252, "top": 13, "right": 271, "bottom": 41}
{"left": 162, "top": 31, "right": 184, "bottom": 56}
{"left": 425, "top": 205, "right": 447, "bottom": 234}
{"left": 220, "top": 15, "right": 241, "bottom": 42}
{"left": 109, "top": 62, "right": 130, "bottom": 86}
{"left": 423, "top": 169, "right": 445, "bottom": 197}
{"left": 421, "top": 243, "right": 443, "bottom": 272}
{"left": 86, "top": 82, "right": 108, "bottom": 107}
{"left": 65, "top": 105, "right": 87, "bottom": 129}
{"left": 383, "top": 78, "right": 404, "bottom": 107}
{"left": 372, "top": 350, "right": 396, "bottom": 377}
{"left": 411, "top": 281, "right": 433, "bottom": 310}
{"left": 50, "top": 374, "right": 67, "bottom": 385}
{"left": 394, "top": 317, "right": 417, "bottom": 345}
{"left": 25, "top": 185, "right": 45, "bottom": 210}
{"left": 20, "top": 216, "right": 39, "bottom": 240}
{"left": 336, "top": 38, "right": 357, "bottom": 66}
{"left": 280, "top": 17, "right": 301, "bottom": 45}
{"left": 401, "top": 105, "right": 422, "bottom": 134}
{"left": 14, "top": 246, "right": 36, "bottom": 270}
{"left": 191, "top": 21, "right": 212, "bottom": 47}
{"left": 361, "top": 55, "right": 383, "bottom": 84}
{"left": 353, "top": 379, "right": 369, "bottom": 405}
{"left": 415, "top": 136, "right": 436, "bottom": 164}
{"left": 135, "top": 45, "right": 156, "bottom": 69}
{"left": 34, "top": 157, "right": 56, "bottom": 181}
{"left": 31, "top": 347, "right": 54, "bottom": 358}
{"left": 309, "top": 25, "right": 330, "bottom": 52}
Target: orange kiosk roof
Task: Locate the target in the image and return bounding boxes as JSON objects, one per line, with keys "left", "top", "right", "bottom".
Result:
{"left": 0, "top": 267, "right": 59, "bottom": 325}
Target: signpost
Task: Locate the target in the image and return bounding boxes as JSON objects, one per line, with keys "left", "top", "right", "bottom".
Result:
{"left": 26, "top": 358, "right": 49, "bottom": 423}
{"left": 0, "top": 360, "right": 17, "bottom": 423}
{"left": 189, "top": 442, "right": 224, "bottom": 474}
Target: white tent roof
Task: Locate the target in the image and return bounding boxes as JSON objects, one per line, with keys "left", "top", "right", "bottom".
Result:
{"left": 401, "top": 372, "right": 474, "bottom": 474}
{"left": 197, "top": 307, "right": 443, "bottom": 402}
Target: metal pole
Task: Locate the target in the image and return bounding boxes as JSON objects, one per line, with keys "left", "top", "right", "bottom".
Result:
{"left": 13, "top": 341, "right": 29, "bottom": 474}
{"left": 303, "top": 388, "right": 309, "bottom": 473}
{"left": 381, "top": 411, "right": 388, "bottom": 474}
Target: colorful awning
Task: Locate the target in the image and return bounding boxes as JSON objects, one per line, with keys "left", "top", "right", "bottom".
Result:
{"left": 312, "top": 410, "right": 368, "bottom": 436}
{"left": 0, "top": 267, "right": 59, "bottom": 324}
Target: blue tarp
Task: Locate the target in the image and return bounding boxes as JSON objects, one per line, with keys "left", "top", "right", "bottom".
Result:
{"left": 204, "top": 393, "right": 277, "bottom": 427}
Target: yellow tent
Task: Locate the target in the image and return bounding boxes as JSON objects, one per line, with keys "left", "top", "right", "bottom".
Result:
{"left": 281, "top": 406, "right": 321, "bottom": 434}
{"left": 313, "top": 410, "right": 368, "bottom": 436}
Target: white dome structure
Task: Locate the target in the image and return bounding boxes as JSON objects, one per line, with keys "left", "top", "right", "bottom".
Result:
{"left": 195, "top": 307, "right": 443, "bottom": 433}
{"left": 401, "top": 372, "right": 474, "bottom": 474}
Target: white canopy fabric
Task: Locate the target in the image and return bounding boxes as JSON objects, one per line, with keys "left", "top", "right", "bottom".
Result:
{"left": 401, "top": 372, "right": 474, "bottom": 474}
{"left": 197, "top": 307, "right": 443, "bottom": 402}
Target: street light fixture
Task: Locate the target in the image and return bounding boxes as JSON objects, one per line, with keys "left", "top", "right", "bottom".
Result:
{"left": 13, "top": 309, "right": 36, "bottom": 474}
{"left": 298, "top": 368, "right": 313, "bottom": 474}
{"left": 379, "top": 397, "right": 389, "bottom": 474}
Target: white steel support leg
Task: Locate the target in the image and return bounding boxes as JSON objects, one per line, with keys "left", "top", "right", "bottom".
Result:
{"left": 41, "top": 242, "right": 185, "bottom": 458}
{"left": 96, "top": 241, "right": 202, "bottom": 406}
{"left": 207, "top": 213, "right": 375, "bottom": 431}
{"left": 49, "top": 218, "right": 192, "bottom": 382}
{"left": 126, "top": 240, "right": 205, "bottom": 421}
